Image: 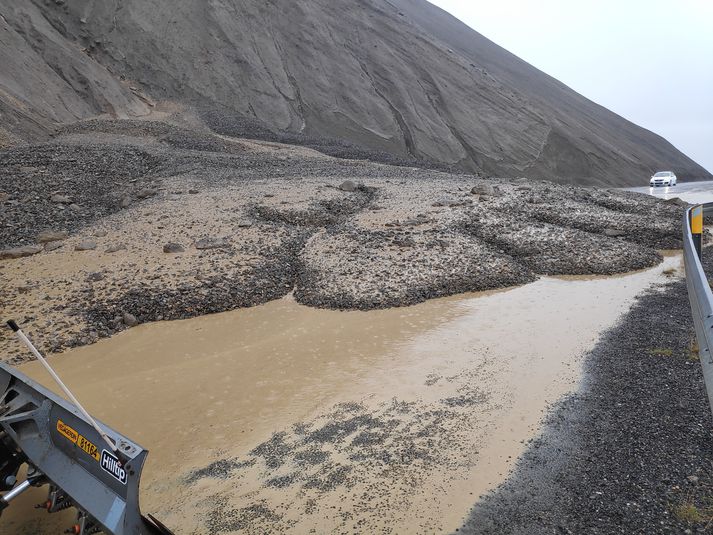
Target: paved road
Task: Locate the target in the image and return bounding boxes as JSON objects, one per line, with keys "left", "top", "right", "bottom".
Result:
{"left": 626, "top": 180, "right": 713, "bottom": 204}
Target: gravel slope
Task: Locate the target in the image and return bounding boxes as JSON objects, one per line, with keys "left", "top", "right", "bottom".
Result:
{"left": 459, "top": 253, "right": 713, "bottom": 534}
{"left": 0, "top": 1, "right": 709, "bottom": 185}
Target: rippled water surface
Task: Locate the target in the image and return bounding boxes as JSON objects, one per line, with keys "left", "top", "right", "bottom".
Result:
{"left": 5, "top": 254, "right": 682, "bottom": 533}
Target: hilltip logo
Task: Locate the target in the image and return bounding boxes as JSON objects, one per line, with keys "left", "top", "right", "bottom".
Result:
{"left": 100, "top": 449, "right": 127, "bottom": 485}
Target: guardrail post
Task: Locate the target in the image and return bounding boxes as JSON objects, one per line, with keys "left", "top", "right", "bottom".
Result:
{"left": 691, "top": 204, "right": 703, "bottom": 260}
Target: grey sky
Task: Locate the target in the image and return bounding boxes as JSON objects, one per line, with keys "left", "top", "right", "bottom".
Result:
{"left": 429, "top": 0, "right": 713, "bottom": 173}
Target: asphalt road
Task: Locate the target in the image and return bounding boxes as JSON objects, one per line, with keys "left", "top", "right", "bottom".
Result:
{"left": 627, "top": 180, "right": 713, "bottom": 204}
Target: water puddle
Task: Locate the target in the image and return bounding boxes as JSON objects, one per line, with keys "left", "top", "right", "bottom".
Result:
{"left": 4, "top": 254, "right": 682, "bottom": 533}
{"left": 625, "top": 180, "right": 713, "bottom": 205}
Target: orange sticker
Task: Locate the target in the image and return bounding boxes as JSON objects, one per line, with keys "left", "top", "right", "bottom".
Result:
{"left": 57, "top": 420, "right": 78, "bottom": 444}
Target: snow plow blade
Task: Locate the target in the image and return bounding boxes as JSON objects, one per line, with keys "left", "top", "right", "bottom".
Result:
{"left": 0, "top": 362, "right": 173, "bottom": 534}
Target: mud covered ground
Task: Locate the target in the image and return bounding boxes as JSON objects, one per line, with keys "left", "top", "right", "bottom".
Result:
{"left": 0, "top": 117, "right": 686, "bottom": 362}
{"left": 460, "top": 249, "right": 713, "bottom": 534}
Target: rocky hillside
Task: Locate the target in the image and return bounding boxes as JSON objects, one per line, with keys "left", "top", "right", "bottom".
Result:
{"left": 0, "top": 0, "right": 709, "bottom": 186}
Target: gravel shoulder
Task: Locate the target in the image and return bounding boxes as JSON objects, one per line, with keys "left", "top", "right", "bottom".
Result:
{"left": 459, "top": 249, "right": 713, "bottom": 534}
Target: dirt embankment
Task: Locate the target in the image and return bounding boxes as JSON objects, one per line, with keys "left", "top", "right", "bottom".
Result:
{"left": 0, "top": 118, "right": 686, "bottom": 362}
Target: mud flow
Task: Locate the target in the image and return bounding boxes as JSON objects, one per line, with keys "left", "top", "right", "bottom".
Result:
{"left": 4, "top": 255, "right": 681, "bottom": 533}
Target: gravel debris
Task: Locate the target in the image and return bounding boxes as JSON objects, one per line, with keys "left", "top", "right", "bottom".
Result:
{"left": 0, "top": 118, "right": 688, "bottom": 362}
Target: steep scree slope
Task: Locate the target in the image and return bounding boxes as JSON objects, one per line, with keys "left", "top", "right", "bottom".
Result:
{"left": 0, "top": 0, "right": 708, "bottom": 186}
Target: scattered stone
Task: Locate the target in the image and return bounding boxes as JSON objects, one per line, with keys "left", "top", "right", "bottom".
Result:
{"left": 93, "top": 230, "right": 108, "bottom": 237}
{"left": 119, "top": 196, "right": 132, "bottom": 209}
{"left": 235, "top": 220, "right": 253, "bottom": 228}
{"left": 105, "top": 244, "right": 127, "bottom": 253}
{"left": 432, "top": 198, "right": 469, "bottom": 207}
{"left": 37, "top": 230, "right": 69, "bottom": 243}
{"left": 44, "top": 241, "right": 64, "bottom": 252}
{"left": 471, "top": 183, "right": 494, "bottom": 196}
{"left": 69, "top": 203, "right": 81, "bottom": 212}
{"left": 163, "top": 242, "right": 185, "bottom": 253}
{"left": 687, "top": 475, "right": 699, "bottom": 484}
{"left": 87, "top": 271, "right": 105, "bottom": 282}
{"left": 188, "top": 189, "right": 199, "bottom": 194}
{"left": 136, "top": 188, "right": 157, "bottom": 199}
{"left": 0, "top": 192, "right": 9, "bottom": 202}
{"left": 339, "top": 180, "right": 357, "bottom": 192}
{"left": 17, "top": 282, "right": 39, "bottom": 293}
{"left": 75, "top": 240, "right": 98, "bottom": 251}
{"left": 393, "top": 236, "right": 416, "bottom": 247}
{"left": 603, "top": 228, "right": 627, "bottom": 237}
{"left": 50, "top": 194, "right": 72, "bottom": 204}
{"left": 664, "top": 197, "right": 687, "bottom": 207}
{"left": 0, "top": 245, "right": 43, "bottom": 259}
{"left": 402, "top": 217, "right": 430, "bottom": 226}
{"left": 122, "top": 312, "right": 139, "bottom": 327}
{"left": 194, "top": 238, "right": 228, "bottom": 250}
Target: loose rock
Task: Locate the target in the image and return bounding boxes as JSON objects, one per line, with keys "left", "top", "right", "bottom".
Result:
{"left": 194, "top": 238, "right": 228, "bottom": 250}
{"left": 471, "top": 183, "right": 494, "bottom": 196}
{"left": 44, "top": 241, "right": 64, "bottom": 252}
{"left": 163, "top": 242, "right": 185, "bottom": 253}
{"left": 339, "top": 180, "right": 357, "bottom": 192}
{"left": 136, "top": 188, "right": 157, "bottom": 199}
{"left": 75, "top": 240, "right": 98, "bottom": 251}
{"left": 17, "top": 282, "right": 38, "bottom": 293}
{"left": 105, "top": 244, "right": 127, "bottom": 253}
{"left": 122, "top": 312, "right": 139, "bottom": 327}
{"left": 0, "top": 245, "right": 43, "bottom": 259}
{"left": 50, "top": 194, "right": 72, "bottom": 204}
{"left": 37, "top": 230, "right": 69, "bottom": 243}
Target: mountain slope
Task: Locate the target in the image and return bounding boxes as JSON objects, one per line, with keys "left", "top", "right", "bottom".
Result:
{"left": 0, "top": 0, "right": 708, "bottom": 186}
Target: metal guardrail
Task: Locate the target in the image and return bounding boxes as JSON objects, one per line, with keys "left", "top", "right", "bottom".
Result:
{"left": 683, "top": 203, "right": 713, "bottom": 417}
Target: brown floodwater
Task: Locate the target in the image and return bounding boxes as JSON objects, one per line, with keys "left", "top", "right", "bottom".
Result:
{"left": 4, "top": 254, "right": 682, "bottom": 534}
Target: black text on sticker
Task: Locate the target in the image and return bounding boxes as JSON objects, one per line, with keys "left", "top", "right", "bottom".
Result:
{"left": 100, "top": 450, "right": 127, "bottom": 485}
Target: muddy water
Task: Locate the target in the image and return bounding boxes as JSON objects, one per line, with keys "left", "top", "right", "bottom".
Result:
{"left": 6, "top": 254, "right": 681, "bottom": 534}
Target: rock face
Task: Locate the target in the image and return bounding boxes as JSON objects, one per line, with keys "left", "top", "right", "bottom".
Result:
{"left": 0, "top": 0, "right": 709, "bottom": 186}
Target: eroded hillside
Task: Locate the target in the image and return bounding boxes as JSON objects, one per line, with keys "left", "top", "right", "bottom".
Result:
{"left": 0, "top": 0, "right": 709, "bottom": 185}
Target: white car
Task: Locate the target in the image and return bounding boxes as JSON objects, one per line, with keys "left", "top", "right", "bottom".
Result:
{"left": 650, "top": 171, "right": 677, "bottom": 187}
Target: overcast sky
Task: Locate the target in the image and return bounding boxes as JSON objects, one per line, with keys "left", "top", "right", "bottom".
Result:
{"left": 429, "top": 0, "right": 713, "bottom": 173}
